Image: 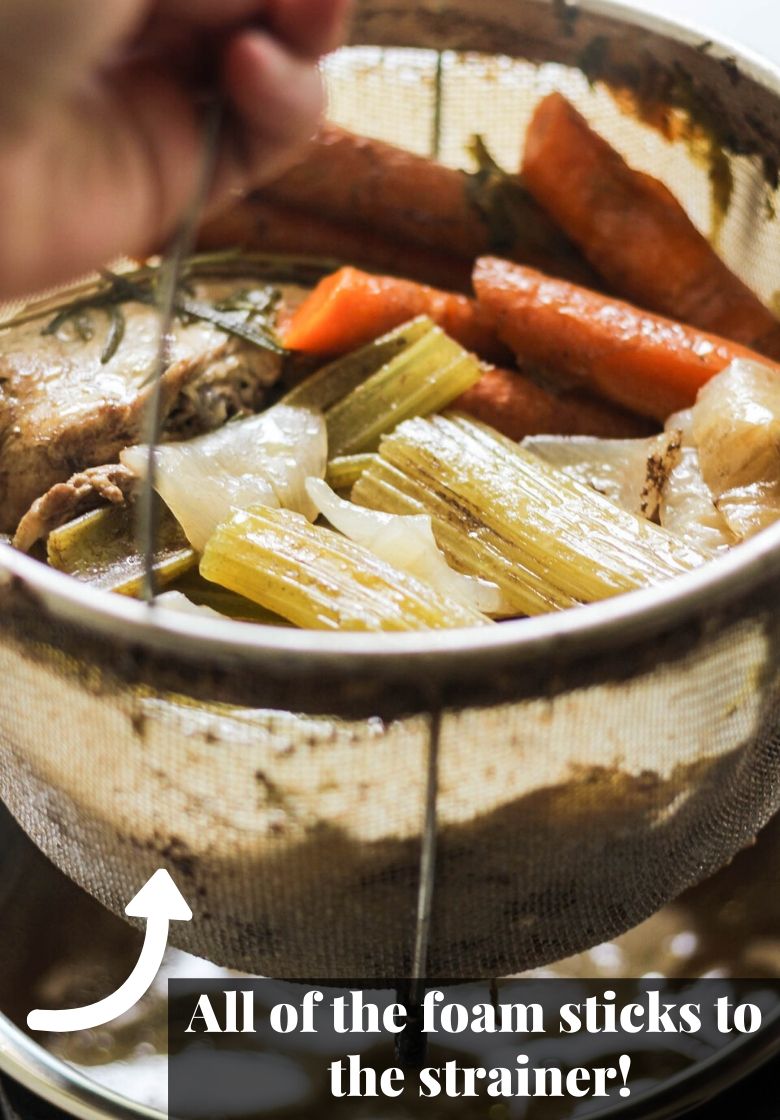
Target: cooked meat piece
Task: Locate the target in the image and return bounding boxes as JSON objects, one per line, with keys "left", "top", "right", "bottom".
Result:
{"left": 0, "top": 279, "right": 291, "bottom": 532}
{"left": 11, "top": 341, "right": 285, "bottom": 549}
{"left": 165, "top": 345, "right": 280, "bottom": 439}
{"left": 13, "top": 463, "right": 137, "bottom": 552}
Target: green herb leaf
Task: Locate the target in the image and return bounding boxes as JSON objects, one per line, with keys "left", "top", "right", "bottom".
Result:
{"left": 100, "top": 303, "right": 126, "bottom": 364}
{"left": 32, "top": 253, "right": 306, "bottom": 363}
{"left": 465, "top": 135, "right": 557, "bottom": 255}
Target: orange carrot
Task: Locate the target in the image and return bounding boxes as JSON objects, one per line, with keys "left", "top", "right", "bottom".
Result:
{"left": 282, "top": 266, "right": 510, "bottom": 364}
{"left": 455, "top": 368, "right": 653, "bottom": 441}
{"left": 522, "top": 93, "right": 780, "bottom": 355}
{"left": 260, "top": 123, "right": 597, "bottom": 285}
{"left": 197, "top": 197, "right": 473, "bottom": 292}
{"left": 474, "top": 257, "right": 780, "bottom": 421}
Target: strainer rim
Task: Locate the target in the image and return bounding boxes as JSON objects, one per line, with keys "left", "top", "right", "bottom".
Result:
{"left": 578, "top": 0, "right": 780, "bottom": 94}
{"left": 2, "top": 515, "right": 779, "bottom": 674}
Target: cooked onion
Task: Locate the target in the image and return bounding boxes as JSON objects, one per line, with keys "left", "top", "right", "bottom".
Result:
{"left": 522, "top": 432, "right": 682, "bottom": 521}
{"left": 691, "top": 359, "right": 780, "bottom": 540}
{"left": 305, "top": 477, "right": 508, "bottom": 615}
{"left": 155, "top": 591, "right": 224, "bottom": 619}
{"left": 659, "top": 448, "right": 735, "bottom": 555}
{"left": 122, "top": 404, "right": 327, "bottom": 551}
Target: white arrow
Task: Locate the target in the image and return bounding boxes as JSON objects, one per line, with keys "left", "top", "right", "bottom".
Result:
{"left": 27, "top": 869, "right": 192, "bottom": 1033}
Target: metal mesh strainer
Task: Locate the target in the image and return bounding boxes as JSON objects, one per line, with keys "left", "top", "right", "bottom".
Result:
{"left": 1, "top": 0, "right": 780, "bottom": 980}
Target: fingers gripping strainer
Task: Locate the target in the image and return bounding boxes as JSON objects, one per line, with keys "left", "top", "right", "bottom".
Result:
{"left": 2, "top": 0, "right": 780, "bottom": 981}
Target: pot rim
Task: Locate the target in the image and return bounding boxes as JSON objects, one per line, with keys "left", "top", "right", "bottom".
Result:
{"left": 2, "top": 1000, "right": 780, "bottom": 1120}
{"left": 0, "top": 1011, "right": 164, "bottom": 1120}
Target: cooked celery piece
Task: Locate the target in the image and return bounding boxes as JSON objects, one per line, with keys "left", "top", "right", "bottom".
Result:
{"left": 283, "top": 316, "right": 482, "bottom": 458}
{"left": 325, "top": 454, "right": 377, "bottom": 492}
{"left": 200, "top": 505, "right": 491, "bottom": 631}
{"left": 47, "top": 504, "right": 195, "bottom": 594}
{"left": 284, "top": 318, "right": 432, "bottom": 410}
{"left": 306, "top": 477, "right": 507, "bottom": 615}
{"left": 326, "top": 332, "right": 481, "bottom": 457}
{"left": 168, "top": 568, "right": 293, "bottom": 624}
{"left": 353, "top": 456, "right": 564, "bottom": 614}
{"left": 352, "top": 415, "right": 706, "bottom": 616}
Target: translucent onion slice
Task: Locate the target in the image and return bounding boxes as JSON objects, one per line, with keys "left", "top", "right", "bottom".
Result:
{"left": 659, "top": 448, "right": 735, "bottom": 555}
{"left": 665, "top": 408, "right": 694, "bottom": 445}
{"left": 155, "top": 591, "right": 224, "bottom": 619}
{"left": 522, "top": 432, "right": 682, "bottom": 520}
{"left": 121, "top": 403, "right": 327, "bottom": 551}
{"left": 306, "top": 477, "right": 508, "bottom": 616}
{"left": 691, "top": 358, "right": 780, "bottom": 540}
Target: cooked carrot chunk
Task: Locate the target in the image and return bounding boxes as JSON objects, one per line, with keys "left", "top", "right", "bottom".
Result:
{"left": 474, "top": 257, "right": 780, "bottom": 421}
{"left": 257, "top": 122, "right": 596, "bottom": 284}
{"left": 198, "top": 197, "right": 473, "bottom": 292}
{"left": 283, "top": 266, "right": 509, "bottom": 364}
{"left": 455, "top": 367, "right": 652, "bottom": 440}
{"left": 522, "top": 92, "right": 780, "bottom": 356}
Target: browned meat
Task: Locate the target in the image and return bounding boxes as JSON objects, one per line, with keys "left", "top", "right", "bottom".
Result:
{"left": 0, "top": 281, "right": 289, "bottom": 533}
{"left": 13, "top": 463, "right": 137, "bottom": 552}
{"left": 165, "top": 345, "right": 281, "bottom": 439}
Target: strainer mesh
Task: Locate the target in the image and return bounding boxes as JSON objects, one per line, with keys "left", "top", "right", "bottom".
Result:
{"left": 2, "top": 5, "right": 780, "bottom": 979}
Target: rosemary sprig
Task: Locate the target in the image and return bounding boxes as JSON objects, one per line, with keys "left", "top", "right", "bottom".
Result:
{"left": 174, "top": 285, "right": 284, "bottom": 353}
{"left": 3, "top": 251, "right": 336, "bottom": 333}
{"left": 28, "top": 252, "right": 317, "bottom": 363}
{"left": 102, "top": 303, "right": 126, "bottom": 364}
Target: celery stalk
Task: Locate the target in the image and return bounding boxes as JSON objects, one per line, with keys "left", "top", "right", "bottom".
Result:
{"left": 325, "top": 335, "right": 480, "bottom": 457}
{"left": 352, "top": 456, "right": 565, "bottom": 614}
{"left": 352, "top": 415, "right": 706, "bottom": 615}
{"left": 325, "top": 454, "right": 377, "bottom": 492}
{"left": 283, "top": 318, "right": 432, "bottom": 411}
{"left": 47, "top": 504, "right": 195, "bottom": 595}
{"left": 283, "top": 316, "right": 482, "bottom": 458}
{"left": 200, "top": 505, "right": 490, "bottom": 631}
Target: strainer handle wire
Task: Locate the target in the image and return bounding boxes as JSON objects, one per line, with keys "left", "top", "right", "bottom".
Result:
{"left": 411, "top": 706, "right": 441, "bottom": 994}
{"left": 138, "top": 97, "right": 223, "bottom": 603}
{"left": 396, "top": 706, "right": 441, "bottom": 1067}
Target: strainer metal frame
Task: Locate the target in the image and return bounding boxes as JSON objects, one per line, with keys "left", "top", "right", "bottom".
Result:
{"left": 2, "top": 507, "right": 780, "bottom": 719}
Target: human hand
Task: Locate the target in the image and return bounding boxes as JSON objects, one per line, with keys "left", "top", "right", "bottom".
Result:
{"left": 0, "top": 0, "right": 349, "bottom": 298}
